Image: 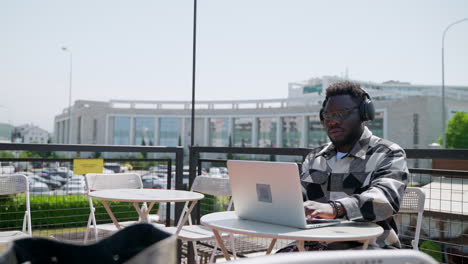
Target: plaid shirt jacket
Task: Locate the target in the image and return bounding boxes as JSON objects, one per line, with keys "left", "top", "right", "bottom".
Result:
{"left": 301, "top": 126, "right": 408, "bottom": 248}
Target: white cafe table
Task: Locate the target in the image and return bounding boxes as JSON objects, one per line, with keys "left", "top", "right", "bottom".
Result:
{"left": 201, "top": 211, "right": 383, "bottom": 261}
{"left": 88, "top": 189, "right": 204, "bottom": 229}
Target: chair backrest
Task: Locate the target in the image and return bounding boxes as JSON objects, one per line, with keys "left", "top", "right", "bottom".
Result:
{"left": 85, "top": 173, "right": 143, "bottom": 191}
{"left": 399, "top": 187, "right": 425, "bottom": 250}
{"left": 84, "top": 173, "right": 144, "bottom": 242}
{"left": 180, "top": 176, "right": 232, "bottom": 227}
{"left": 400, "top": 187, "right": 425, "bottom": 214}
{"left": 0, "top": 174, "right": 32, "bottom": 236}
{"left": 0, "top": 174, "right": 29, "bottom": 195}
{"left": 191, "top": 175, "right": 231, "bottom": 196}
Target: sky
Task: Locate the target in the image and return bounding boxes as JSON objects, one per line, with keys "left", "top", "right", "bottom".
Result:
{"left": 1, "top": 0, "right": 467, "bottom": 132}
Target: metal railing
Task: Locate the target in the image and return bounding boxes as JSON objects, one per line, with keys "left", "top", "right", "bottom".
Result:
{"left": 2, "top": 144, "right": 468, "bottom": 263}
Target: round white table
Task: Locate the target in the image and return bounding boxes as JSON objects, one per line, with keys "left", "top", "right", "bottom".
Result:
{"left": 88, "top": 189, "right": 204, "bottom": 228}
{"left": 201, "top": 211, "right": 383, "bottom": 261}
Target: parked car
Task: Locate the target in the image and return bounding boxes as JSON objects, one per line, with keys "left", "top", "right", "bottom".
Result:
{"left": 102, "top": 168, "right": 115, "bottom": 174}
{"left": 0, "top": 162, "right": 15, "bottom": 174}
{"left": 32, "top": 162, "right": 45, "bottom": 169}
{"left": 29, "top": 175, "right": 62, "bottom": 189}
{"left": 67, "top": 175, "right": 85, "bottom": 185}
{"left": 142, "top": 179, "right": 165, "bottom": 189}
{"left": 141, "top": 174, "right": 167, "bottom": 189}
{"left": 219, "top": 167, "right": 228, "bottom": 177}
{"left": 29, "top": 182, "right": 51, "bottom": 195}
{"left": 49, "top": 175, "right": 68, "bottom": 184}
{"left": 104, "top": 163, "right": 122, "bottom": 173}
{"left": 59, "top": 183, "right": 86, "bottom": 195}
{"left": 56, "top": 167, "right": 70, "bottom": 173}
{"left": 148, "top": 166, "right": 159, "bottom": 173}
{"left": 149, "top": 165, "right": 173, "bottom": 173}
{"left": 16, "top": 172, "right": 34, "bottom": 177}
{"left": 38, "top": 169, "right": 72, "bottom": 179}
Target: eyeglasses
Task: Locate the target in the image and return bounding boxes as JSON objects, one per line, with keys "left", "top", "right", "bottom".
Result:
{"left": 322, "top": 106, "right": 358, "bottom": 121}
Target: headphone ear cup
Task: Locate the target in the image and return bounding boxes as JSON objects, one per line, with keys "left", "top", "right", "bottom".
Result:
{"left": 366, "top": 99, "right": 375, "bottom": 121}
{"left": 359, "top": 98, "right": 375, "bottom": 121}
{"left": 359, "top": 100, "right": 367, "bottom": 121}
{"left": 319, "top": 98, "right": 327, "bottom": 123}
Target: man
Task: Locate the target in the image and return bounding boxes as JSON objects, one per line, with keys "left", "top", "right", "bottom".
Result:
{"left": 279, "top": 81, "right": 408, "bottom": 252}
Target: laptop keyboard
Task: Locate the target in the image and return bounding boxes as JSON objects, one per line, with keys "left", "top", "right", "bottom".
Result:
{"left": 306, "top": 219, "right": 340, "bottom": 224}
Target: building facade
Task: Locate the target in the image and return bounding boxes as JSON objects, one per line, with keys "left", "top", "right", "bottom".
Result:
{"left": 12, "top": 124, "right": 50, "bottom": 144}
{"left": 53, "top": 76, "right": 468, "bottom": 154}
{"left": 0, "top": 123, "right": 14, "bottom": 143}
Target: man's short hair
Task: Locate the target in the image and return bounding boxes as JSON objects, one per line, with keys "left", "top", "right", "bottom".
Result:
{"left": 325, "top": 81, "right": 366, "bottom": 104}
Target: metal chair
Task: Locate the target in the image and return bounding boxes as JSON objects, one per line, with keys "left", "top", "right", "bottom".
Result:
{"left": 84, "top": 173, "right": 161, "bottom": 243}
{"left": 0, "top": 174, "right": 32, "bottom": 245}
{"left": 226, "top": 249, "right": 437, "bottom": 264}
{"left": 399, "top": 187, "right": 426, "bottom": 250}
{"left": 162, "top": 175, "right": 236, "bottom": 264}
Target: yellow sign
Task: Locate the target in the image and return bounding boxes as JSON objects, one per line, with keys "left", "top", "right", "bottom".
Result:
{"left": 73, "top": 159, "right": 104, "bottom": 175}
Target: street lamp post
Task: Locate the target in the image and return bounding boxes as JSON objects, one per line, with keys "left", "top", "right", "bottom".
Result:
{"left": 190, "top": 0, "right": 197, "bottom": 147}
{"left": 441, "top": 17, "right": 468, "bottom": 148}
{"left": 61, "top": 47, "right": 73, "bottom": 144}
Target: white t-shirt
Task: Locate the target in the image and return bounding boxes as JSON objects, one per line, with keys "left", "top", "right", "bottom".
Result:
{"left": 336, "top": 151, "right": 348, "bottom": 161}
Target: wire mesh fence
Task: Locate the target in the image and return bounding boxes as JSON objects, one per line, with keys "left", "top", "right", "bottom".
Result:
{"left": 0, "top": 160, "right": 182, "bottom": 240}
{"left": 0, "top": 143, "right": 184, "bottom": 245}
{"left": 401, "top": 169, "right": 468, "bottom": 264}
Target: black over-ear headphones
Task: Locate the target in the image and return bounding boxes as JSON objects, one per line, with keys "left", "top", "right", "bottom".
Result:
{"left": 319, "top": 89, "right": 375, "bottom": 122}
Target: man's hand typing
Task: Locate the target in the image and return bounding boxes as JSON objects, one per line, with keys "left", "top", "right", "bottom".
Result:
{"left": 303, "top": 201, "right": 336, "bottom": 219}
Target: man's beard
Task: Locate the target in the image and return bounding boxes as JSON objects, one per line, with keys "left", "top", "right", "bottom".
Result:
{"left": 329, "top": 128, "right": 362, "bottom": 151}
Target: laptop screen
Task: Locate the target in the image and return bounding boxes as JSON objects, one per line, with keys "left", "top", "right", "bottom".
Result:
{"left": 227, "top": 160, "right": 310, "bottom": 229}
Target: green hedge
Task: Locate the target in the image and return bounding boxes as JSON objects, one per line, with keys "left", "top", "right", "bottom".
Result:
{"left": 200, "top": 194, "right": 230, "bottom": 215}
{"left": 0, "top": 194, "right": 158, "bottom": 230}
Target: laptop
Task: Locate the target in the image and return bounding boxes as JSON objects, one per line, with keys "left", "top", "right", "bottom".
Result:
{"left": 227, "top": 160, "right": 341, "bottom": 229}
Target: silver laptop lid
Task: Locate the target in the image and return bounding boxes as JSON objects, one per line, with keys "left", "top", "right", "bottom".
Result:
{"left": 227, "top": 160, "right": 308, "bottom": 229}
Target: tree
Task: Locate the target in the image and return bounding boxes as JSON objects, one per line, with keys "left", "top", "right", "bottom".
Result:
{"left": 227, "top": 135, "right": 234, "bottom": 160}
{"left": 269, "top": 143, "right": 276, "bottom": 161}
{"left": 442, "top": 112, "right": 468, "bottom": 148}
{"left": 140, "top": 138, "right": 147, "bottom": 159}
{"left": 0, "top": 151, "right": 15, "bottom": 158}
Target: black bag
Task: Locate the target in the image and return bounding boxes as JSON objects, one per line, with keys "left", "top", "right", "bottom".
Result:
{"left": 0, "top": 224, "right": 176, "bottom": 264}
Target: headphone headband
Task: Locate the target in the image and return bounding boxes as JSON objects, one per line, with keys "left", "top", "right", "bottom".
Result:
{"left": 320, "top": 88, "right": 375, "bottom": 122}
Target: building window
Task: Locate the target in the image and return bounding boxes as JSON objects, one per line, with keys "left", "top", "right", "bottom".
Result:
{"left": 209, "top": 118, "right": 228, "bottom": 147}
{"left": 135, "top": 117, "right": 155, "bottom": 146}
{"left": 77, "top": 116, "right": 82, "bottom": 144}
{"left": 113, "top": 116, "right": 130, "bottom": 145}
{"left": 61, "top": 120, "right": 66, "bottom": 144}
{"left": 92, "top": 119, "right": 98, "bottom": 144}
{"left": 257, "top": 117, "right": 277, "bottom": 147}
{"left": 307, "top": 115, "right": 327, "bottom": 147}
{"left": 67, "top": 119, "right": 70, "bottom": 143}
{"left": 159, "top": 118, "right": 179, "bottom": 146}
{"left": 282, "top": 116, "right": 302, "bottom": 148}
{"left": 233, "top": 118, "right": 252, "bottom": 147}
